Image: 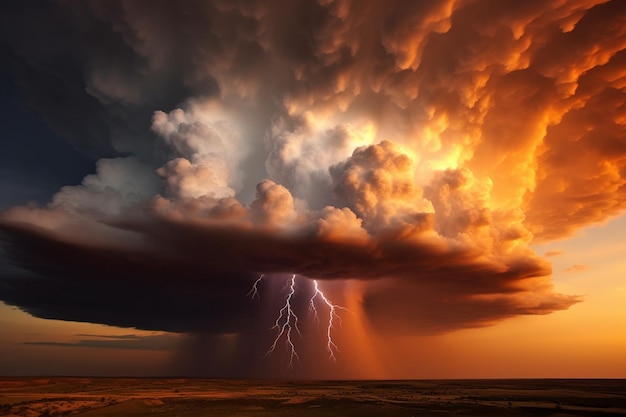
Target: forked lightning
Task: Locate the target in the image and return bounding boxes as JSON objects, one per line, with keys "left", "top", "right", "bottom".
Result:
{"left": 309, "top": 279, "right": 348, "bottom": 361}
{"left": 248, "top": 274, "right": 348, "bottom": 367}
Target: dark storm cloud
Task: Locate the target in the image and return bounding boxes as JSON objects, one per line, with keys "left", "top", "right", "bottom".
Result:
{"left": 0, "top": 191, "right": 578, "bottom": 335}
{"left": 2, "top": 0, "right": 623, "bottom": 338}
{"left": 0, "top": 0, "right": 220, "bottom": 159}
{"left": 0, "top": 220, "right": 259, "bottom": 333}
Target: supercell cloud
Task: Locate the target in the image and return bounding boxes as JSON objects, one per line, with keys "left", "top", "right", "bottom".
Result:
{"left": 1, "top": 0, "right": 624, "bottom": 340}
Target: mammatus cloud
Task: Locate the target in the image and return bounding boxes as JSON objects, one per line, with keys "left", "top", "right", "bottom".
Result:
{"left": 2, "top": 0, "right": 623, "bottom": 345}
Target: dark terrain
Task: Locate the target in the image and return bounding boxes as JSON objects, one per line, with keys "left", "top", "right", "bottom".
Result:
{"left": 0, "top": 377, "right": 624, "bottom": 416}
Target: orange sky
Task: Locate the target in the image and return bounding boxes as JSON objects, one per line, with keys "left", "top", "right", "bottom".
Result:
{"left": 0, "top": 0, "right": 625, "bottom": 378}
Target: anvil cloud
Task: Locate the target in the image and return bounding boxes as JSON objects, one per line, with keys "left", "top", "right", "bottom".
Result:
{"left": 2, "top": 0, "right": 624, "bottom": 340}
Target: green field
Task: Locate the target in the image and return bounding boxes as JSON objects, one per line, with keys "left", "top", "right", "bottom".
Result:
{"left": 1, "top": 378, "right": 624, "bottom": 416}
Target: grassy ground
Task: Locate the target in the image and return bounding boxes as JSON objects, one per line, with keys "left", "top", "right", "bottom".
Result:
{"left": 0, "top": 378, "right": 624, "bottom": 416}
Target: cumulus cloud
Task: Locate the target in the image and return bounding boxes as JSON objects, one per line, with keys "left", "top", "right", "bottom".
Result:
{"left": 331, "top": 140, "right": 429, "bottom": 231}
{"left": 50, "top": 157, "right": 161, "bottom": 216}
{"left": 3, "top": 0, "right": 624, "bottom": 342}
{"left": 152, "top": 103, "right": 244, "bottom": 200}
{"left": 265, "top": 112, "right": 375, "bottom": 205}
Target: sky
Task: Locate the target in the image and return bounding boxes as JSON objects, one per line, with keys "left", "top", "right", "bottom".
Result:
{"left": 0, "top": 0, "right": 625, "bottom": 379}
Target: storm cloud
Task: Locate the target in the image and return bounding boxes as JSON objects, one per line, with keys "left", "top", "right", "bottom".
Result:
{"left": 2, "top": 0, "right": 623, "bottom": 341}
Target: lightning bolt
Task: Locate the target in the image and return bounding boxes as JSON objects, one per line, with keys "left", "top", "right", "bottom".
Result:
{"left": 265, "top": 274, "right": 300, "bottom": 368}
{"left": 249, "top": 274, "right": 348, "bottom": 367}
{"left": 309, "top": 279, "right": 348, "bottom": 361}
{"left": 247, "top": 274, "right": 264, "bottom": 300}
{"left": 308, "top": 285, "right": 320, "bottom": 324}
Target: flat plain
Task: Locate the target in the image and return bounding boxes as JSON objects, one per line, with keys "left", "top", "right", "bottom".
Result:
{"left": 0, "top": 377, "right": 624, "bottom": 417}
